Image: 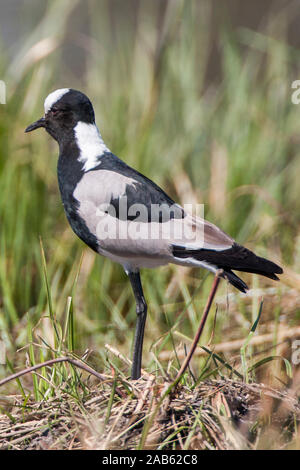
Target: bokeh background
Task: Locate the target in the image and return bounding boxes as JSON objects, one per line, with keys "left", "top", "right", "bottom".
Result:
{"left": 0, "top": 0, "right": 300, "bottom": 383}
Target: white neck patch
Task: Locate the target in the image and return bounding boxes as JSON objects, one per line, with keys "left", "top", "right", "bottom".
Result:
{"left": 44, "top": 88, "right": 70, "bottom": 113}
{"left": 74, "top": 121, "right": 110, "bottom": 172}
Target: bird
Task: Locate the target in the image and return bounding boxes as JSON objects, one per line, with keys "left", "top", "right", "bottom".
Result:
{"left": 25, "top": 88, "right": 283, "bottom": 380}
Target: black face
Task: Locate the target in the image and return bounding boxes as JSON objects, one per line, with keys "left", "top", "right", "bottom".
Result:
{"left": 25, "top": 89, "right": 95, "bottom": 143}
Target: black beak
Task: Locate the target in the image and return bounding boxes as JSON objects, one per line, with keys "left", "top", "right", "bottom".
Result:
{"left": 25, "top": 117, "right": 45, "bottom": 133}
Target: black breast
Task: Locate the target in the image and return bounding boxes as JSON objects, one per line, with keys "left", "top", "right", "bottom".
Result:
{"left": 57, "top": 143, "right": 100, "bottom": 252}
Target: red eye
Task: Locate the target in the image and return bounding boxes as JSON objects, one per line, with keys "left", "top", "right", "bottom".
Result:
{"left": 51, "top": 107, "right": 59, "bottom": 116}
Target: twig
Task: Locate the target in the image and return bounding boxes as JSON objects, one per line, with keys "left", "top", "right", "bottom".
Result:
{"left": 0, "top": 357, "right": 106, "bottom": 388}
{"left": 159, "top": 325, "right": 300, "bottom": 361}
{"left": 105, "top": 344, "right": 132, "bottom": 367}
{"left": 175, "top": 271, "right": 222, "bottom": 381}
{"left": 135, "top": 375, "right": 155, "bottom": 414}
{"left": 171, "top": 412, "right": 184, "bottom": 450}
{"left": 105, "top": 343, "right": 154, "bottom": 380}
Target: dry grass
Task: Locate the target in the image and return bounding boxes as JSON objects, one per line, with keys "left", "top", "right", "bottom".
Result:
{"left": 1, "top": 280, "right": 300, "bottom": 450}
{"left": 1, "top": 0, "right": 300, "bottom": 451}
{"left": 1, "top": 375, "right": 300, "bottom": 450}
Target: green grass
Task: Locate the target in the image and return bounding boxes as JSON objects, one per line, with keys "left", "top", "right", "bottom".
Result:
{"left": 0, "top": 0, "right": 300, "bottom": 449}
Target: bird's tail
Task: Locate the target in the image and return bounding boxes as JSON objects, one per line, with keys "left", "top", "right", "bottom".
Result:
{"left": 172, "top": 243, "right": 283, "bottom": 293}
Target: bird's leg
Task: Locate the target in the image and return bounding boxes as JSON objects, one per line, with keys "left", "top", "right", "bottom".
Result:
{"left": 128, "top": 270, "right": 147, "bottom": 380}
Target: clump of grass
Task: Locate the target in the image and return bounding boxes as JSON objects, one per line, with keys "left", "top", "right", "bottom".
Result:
{"left": 0, "top": 270, "right": 297, "bottom": 450}
{"left": 1, "top": 371, "right": 300, "bottom": 450}
{"left": 0, "top": 0, "right": 300, "bottom": 450}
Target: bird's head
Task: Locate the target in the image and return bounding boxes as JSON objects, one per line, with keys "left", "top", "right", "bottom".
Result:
{"left": 25, "top": 88, "right": 95, "bottom": 143}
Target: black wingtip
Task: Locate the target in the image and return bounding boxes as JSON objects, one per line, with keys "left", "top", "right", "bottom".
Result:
{"left": 262, "top": 258, "right": 283, "bottom": 276}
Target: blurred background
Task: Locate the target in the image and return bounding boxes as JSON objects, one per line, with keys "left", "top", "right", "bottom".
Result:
{"left": 0, "top": 0, "right": 300, "bottom": 382}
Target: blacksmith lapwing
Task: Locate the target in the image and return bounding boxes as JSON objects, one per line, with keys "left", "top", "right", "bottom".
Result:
{"left": 25, "top": 88, "right": 283, "bottom": 379}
